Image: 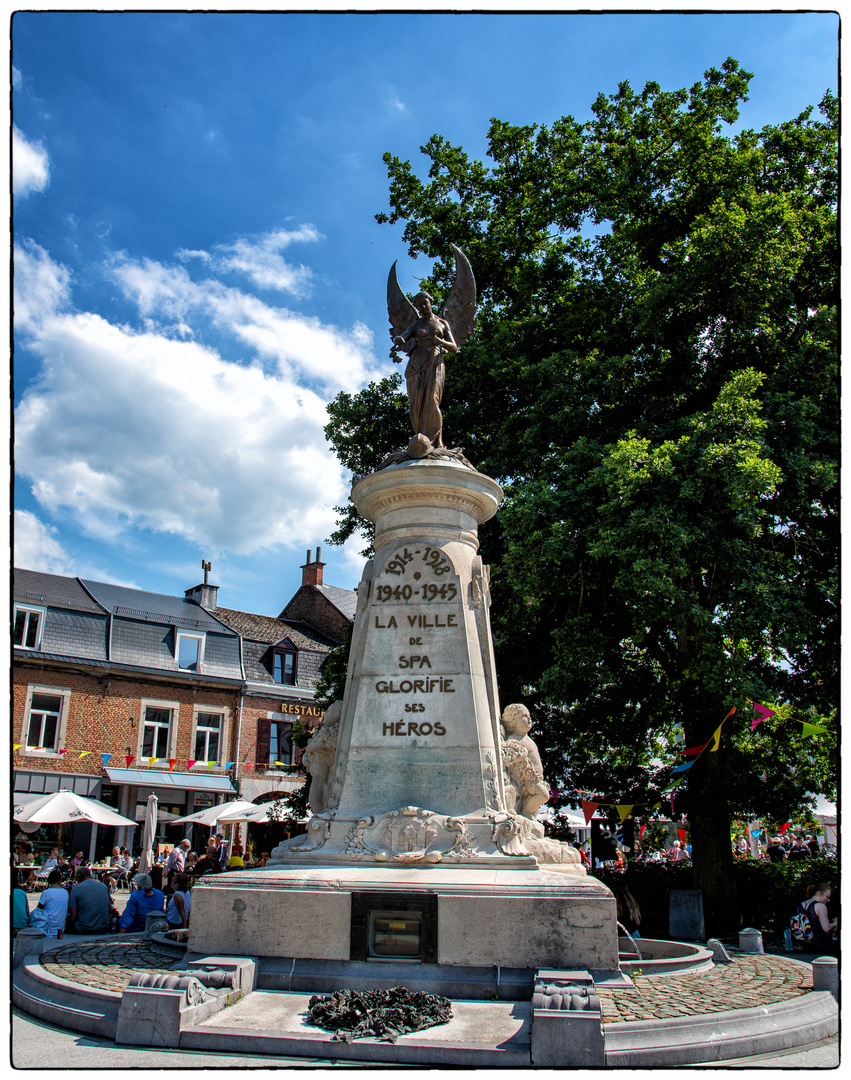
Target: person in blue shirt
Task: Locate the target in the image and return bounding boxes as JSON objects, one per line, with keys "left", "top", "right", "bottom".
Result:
{"left": 118, "top": 873, "right": 165, "bottom": 933}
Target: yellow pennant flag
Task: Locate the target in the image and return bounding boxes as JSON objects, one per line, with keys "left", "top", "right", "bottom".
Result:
{"left": 148, "top": 758, "right": 159, "bottom": 766}
{"left": 79, "top": 751, "right": 91, "bottom": 757}
{"left": 616, "top": 804, "right": 635, "bottom": 823}
{"left": 13, "top": 744, "right": 21, "bottom": 751}
{"left": 710, "top": 724, "right": 725, "bottom": 751}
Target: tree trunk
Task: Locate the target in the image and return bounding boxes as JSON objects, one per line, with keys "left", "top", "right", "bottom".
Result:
{"left": 687, "top": 749, "right": 740, "bottom": 938}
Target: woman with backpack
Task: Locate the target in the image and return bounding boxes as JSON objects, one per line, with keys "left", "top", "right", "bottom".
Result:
{"left": 799, "top": 883, "right": 837, "bottom": 955}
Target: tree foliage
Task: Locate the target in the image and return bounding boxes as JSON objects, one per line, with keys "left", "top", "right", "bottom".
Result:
{"left": 324, "top": 60, "right": 838, "bottom": 935}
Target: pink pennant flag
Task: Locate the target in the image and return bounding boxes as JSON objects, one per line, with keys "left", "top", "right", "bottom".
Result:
{"left": 187, "top": 760, "right": 197, "bottom": 770}
{"left": 752, "top": 703, "right": 776, "bottom": 731}
{"left": 58, "top": 748, "right": 68, "bottom": 755}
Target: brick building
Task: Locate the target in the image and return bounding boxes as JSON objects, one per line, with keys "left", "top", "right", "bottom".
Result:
{"left": 12, "top": 551, "right": 354, "bottom": 860}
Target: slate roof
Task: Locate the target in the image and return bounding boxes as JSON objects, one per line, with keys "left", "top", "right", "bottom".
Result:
{"left": 80, "top": 579, "right": 236, "bottom": 634}
{"left": 211, "top": 607, "right": 336, "bottom": 650}
{"left": 14, "top": 569, "right": 106, "bottom": 613}
{"left": 316, "top": 583, "right": 358, "bottom": 620}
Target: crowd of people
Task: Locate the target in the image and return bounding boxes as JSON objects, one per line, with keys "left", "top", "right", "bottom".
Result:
{"left": 13, "top": 832, "right": 273, "bottom": 940}
{"left": 733, "top": 832, "right": 825, "bottom": 862}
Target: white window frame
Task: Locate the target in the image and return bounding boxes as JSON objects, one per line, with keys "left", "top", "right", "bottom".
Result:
{"left": 191, "top": 705, "right": 230, "bottom": 766}
{"left": 20, "top": 684, "right": 72, "bottom": 756}
{"left": 176, "top": 631, "right": 206, "bottom": 672}
{"left": 13, "top": 604, "right": 46, "bottom": 651}
{"left": 138, "top": 698, "right": 180, "bottom": 761}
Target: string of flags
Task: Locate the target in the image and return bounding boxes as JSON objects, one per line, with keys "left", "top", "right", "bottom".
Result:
{"left": 11, "top": 747, "right": 300, "bottom": 772}
{"left": 564, "top": 702, "right": 831, "bottom": 826}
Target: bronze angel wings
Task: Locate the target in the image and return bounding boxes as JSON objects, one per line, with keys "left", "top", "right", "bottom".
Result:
{"left": 386, "top": 243, "right": 477, "bottom": 359}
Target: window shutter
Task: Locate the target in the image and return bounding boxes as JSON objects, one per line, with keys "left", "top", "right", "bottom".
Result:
{"left": 256, "top": 717, "right": 271, "bottom": 769}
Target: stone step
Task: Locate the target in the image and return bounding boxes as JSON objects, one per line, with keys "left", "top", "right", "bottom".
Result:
{"left": 181, "top": 989, "right": 533, "bottom": 1067}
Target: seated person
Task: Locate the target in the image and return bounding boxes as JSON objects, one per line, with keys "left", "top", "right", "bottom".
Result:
{"left": 226, "top": 844, "right": 245, "bottom": 870}
{"left": 32, "top": 870, "right": 69, "bottom": 937}
{"left": 67, "top": 866, "right": 111, "bottom": 934}
{"left": 118, "top": 874, "right": 165, "bottom": 933}
{"left": 165, "top": 873, "right": 192, "bottom": 929}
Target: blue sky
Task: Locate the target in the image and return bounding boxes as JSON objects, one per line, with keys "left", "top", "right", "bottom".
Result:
{"left": 11, "top": 8, "right": 839, "bottom": 617}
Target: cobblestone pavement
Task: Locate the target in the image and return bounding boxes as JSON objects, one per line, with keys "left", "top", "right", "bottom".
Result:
{"left": 596, "top": 953, "right": 812, "bottom": 1023}
{"left": 40, "top": 936, "right": 184, "bottom": 993}
{"left": 38, "top": 939, "right": 814, "bottom": 1022}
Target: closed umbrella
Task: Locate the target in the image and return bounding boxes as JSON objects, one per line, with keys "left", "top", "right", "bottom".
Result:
{"left": 14, "top": 789, "right": 137, "bottom": 827}
{"left": 170, "top": 799, "right": 257, "bottom": 826}
{"left": 138, "top": 792, "right": 158, "bottom": 874}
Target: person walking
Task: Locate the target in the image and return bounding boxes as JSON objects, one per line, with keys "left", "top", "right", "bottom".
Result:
{"left": 765, "top": 836, "right": 786, "bottom": 862}
{"left": 165, "top": 839, "right": 190, "bottom": 889}
{"left": 788, "top": 835, "right": 810, "bottom": 860}
{"left": 798, "top": 883, "right": 837, "bottom": 955}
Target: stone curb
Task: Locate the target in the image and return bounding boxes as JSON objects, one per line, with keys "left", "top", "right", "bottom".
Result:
{"left": 604, "top": 990, "right": 838, "bottom": 1066}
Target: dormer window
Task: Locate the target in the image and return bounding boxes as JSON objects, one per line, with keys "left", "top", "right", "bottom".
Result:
{"left": 271, "top": 639, "right": 297, "bottom": 685}
{"left": 13, "top": 605, "right": 45, "bottom": 650}
{"left": 176, "top": 631, "right": 206, "bottom": 672}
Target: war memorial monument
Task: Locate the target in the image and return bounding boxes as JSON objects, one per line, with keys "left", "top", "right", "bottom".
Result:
{"left": 14, "top": 248, "right": 838, "bottom": 1066}
{"left": 189, "top": 246, "right": 618, "bottom": 975}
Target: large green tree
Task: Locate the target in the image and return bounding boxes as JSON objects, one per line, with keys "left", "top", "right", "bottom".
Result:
{"left": 325, "top": 60, "right": 837, "bottom": 935}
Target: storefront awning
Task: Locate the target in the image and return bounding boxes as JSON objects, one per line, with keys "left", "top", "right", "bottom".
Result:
{"left": 105, "top": 767, "right": 236, "bottom": 794}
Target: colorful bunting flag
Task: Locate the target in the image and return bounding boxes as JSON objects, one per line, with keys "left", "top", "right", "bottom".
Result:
{"left": 669, "top": 762, "right": 693, "bottom": 775}
{"left": 801, "top": 722, "right": 827, "bottom": 737}
{"left": 751, "top": 702, "right": 776, "bottom": 731}
{"left": 680, "top": 743, "right": 708, "bottom": 756}
{"left": 168, "top": 758, "right": 177, "bottom": 771}
{"left": 187, "top": 760, "right": 197, "bottom": 770}
{"left": 225, "top": 762, "right": 234, "bottom": 769}
{"left": 778, "top": 822, "right": 792, "bottom": 835}
{"left": 149, "top": 758, "right": 159, "bottom": 766}
{"left": 102, "top": 753, "right": 112, "bottom": 766}
{"left": 677, "top": 828, "right": 687, "bottom": 845}
{"left": 616, "top": 804, "right": 634, "bottom": 823}
{"left": 58, "top": 748, "right": 67, "bottom": 755}
{"left": 581, "top": 801, "right": 599, "bottom": 825}
{"left": 125, "top": 755, "right": 134, "bottom": 768}
{"left": 246, "top": 762, "right": 254, "bottom": 770}
{"left": 79, "top": 751, "right": 91, "bottom": 758}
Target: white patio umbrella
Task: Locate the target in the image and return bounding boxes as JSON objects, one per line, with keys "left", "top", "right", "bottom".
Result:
{"left": 216, "top": 805, "right": 271, "bottom": 825}
{"left": 170, "top": 799, "right": 257, "bottom": 826}
{"left": 138, "top": 792, "right": 158, "bottom": 874}
{"left": 14, "top": 789, "right": 137, "bottom": 827}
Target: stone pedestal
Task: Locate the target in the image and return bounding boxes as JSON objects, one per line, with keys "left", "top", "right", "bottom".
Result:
{"left": 190, "top": 458, "right": 616, "bottom": 973}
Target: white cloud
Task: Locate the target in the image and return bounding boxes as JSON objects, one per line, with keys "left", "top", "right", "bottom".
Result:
{"left": 14, "top": 241, "right": 381, "bottom": 557}
{"left": 13, "top": 125, "right": 50, "bottom": 197}
{"left": 111, "top": 249, "right": 380, "bottom": 393}
{"left": 14, "top": 510, "right": 75, "bottom": 575}
{"left": 177, "top": 226, "right": 321, "bottom": 295}
{"left": 14, "top": 239, "right": 72, "bottom": 330}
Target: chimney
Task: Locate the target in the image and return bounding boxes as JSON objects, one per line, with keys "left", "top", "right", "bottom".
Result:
{"left": 301, "top": 546, "right": 325, "bottom": 588}
{"left": 185, "top": 559, "right": 219, "bottom": 608}
{"left": 185, "top": 582, "right": 219, "bottom": 609}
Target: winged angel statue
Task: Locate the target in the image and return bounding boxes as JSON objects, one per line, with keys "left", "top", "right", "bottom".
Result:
{"left": 387, "top": 244, "right": 477, "bottom": 455}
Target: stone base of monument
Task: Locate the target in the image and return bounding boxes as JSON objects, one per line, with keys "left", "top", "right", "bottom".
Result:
{"left": 188, "top": 864, "right": 619, "bottom": 973}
